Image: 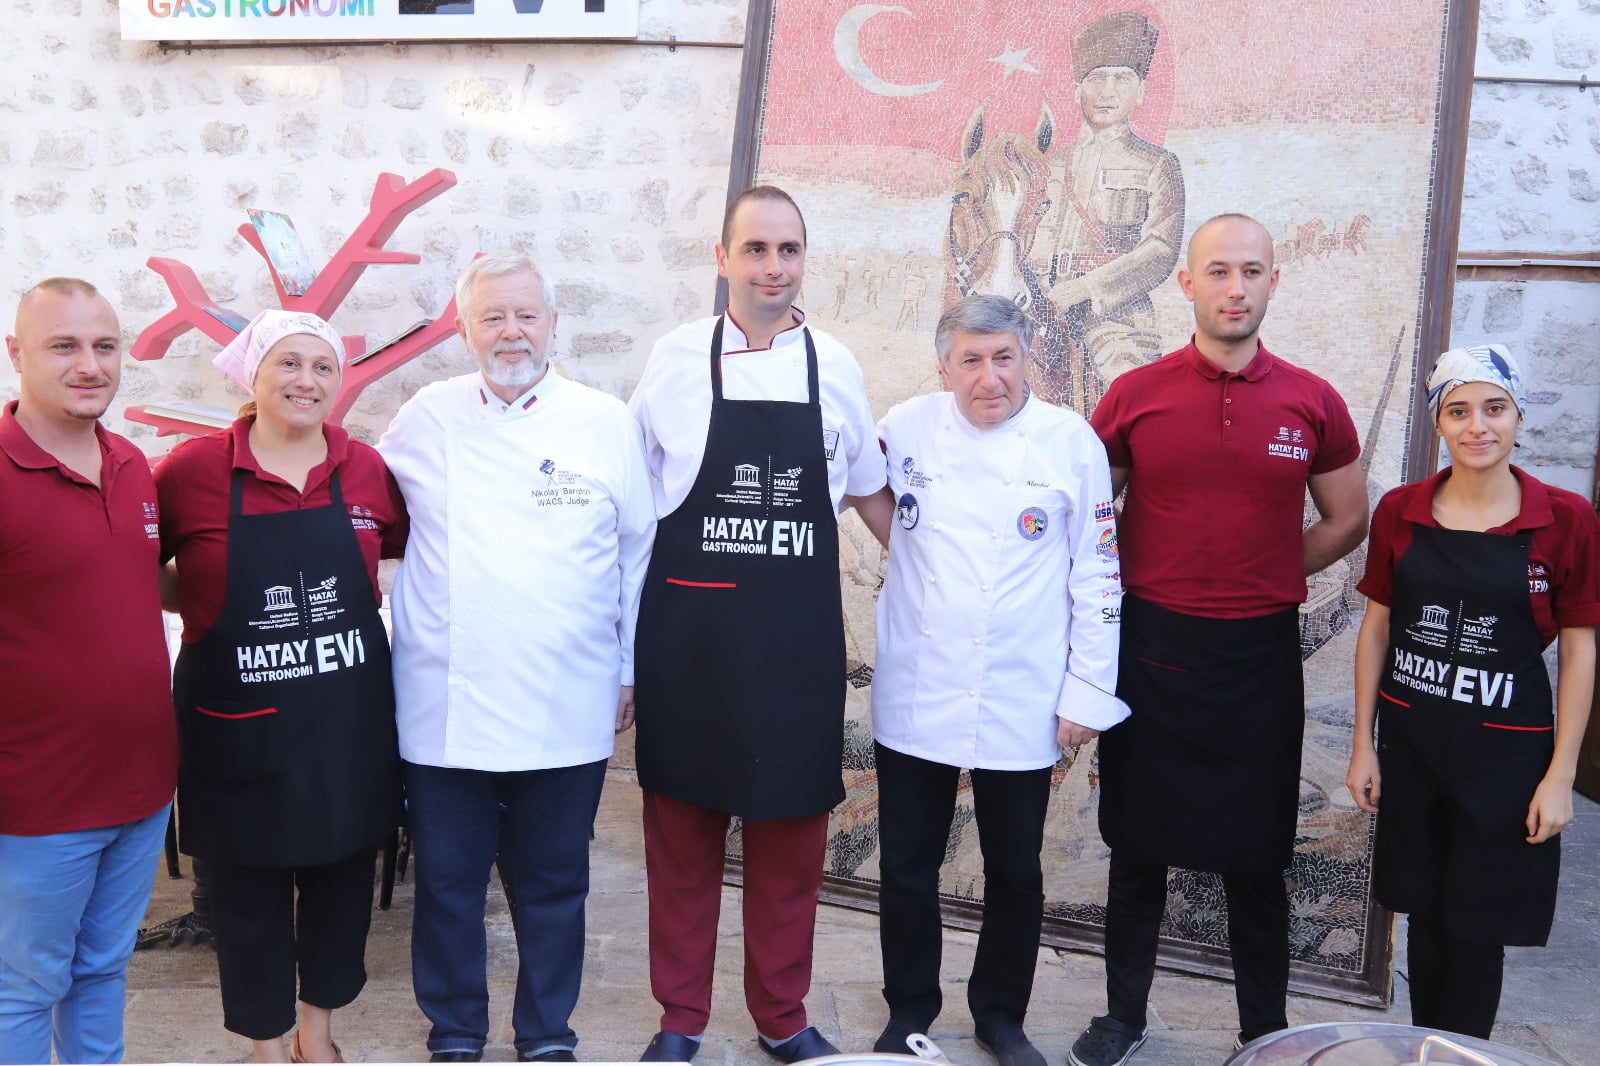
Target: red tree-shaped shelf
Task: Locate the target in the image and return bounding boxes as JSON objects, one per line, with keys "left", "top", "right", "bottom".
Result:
{"left": 127, "top": 168, "right": 462, "bottom": 438}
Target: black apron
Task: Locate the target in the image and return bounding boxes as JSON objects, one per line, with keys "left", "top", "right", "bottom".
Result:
{"left": 1097, "top": 594, "right": 1305, "bottom": 874}
{"left": 175, "top": 467, "right": 400, "bottom": 868}
{"left": 634, "top": 318, "right": 846, "bottom": 820}
{"left": 1372, "top": 523, "right": 1559, "bottom": 945}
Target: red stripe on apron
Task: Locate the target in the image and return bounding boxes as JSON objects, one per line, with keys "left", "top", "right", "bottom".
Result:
{"left": 195, "top": 706, "right": 278, "bottom": 719}
{"left": 1133, "top": 655, "right": 1190, "bottom": 673}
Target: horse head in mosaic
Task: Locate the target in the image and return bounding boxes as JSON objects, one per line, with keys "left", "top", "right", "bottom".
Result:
{"left": 944, "top": 104, "right": 1056, "bottom": 309}
{"left": 944, "top": 105, "right": 1084, "bottom": 407}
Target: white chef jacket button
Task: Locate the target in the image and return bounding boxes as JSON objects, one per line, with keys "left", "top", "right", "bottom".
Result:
{"left": 922, "top": 628, "right": 932, "bottom": 637}
{"left": 967, "top": 689, "right": 977, "bottom": 697}
{"left": 928, "top": 575, "right": 937, "bottom": 583}
{"left": 972, "top": 637, "right": 982, "bottom": 645}
{"left": 933, "top": 522, "right": 942, "bottom": 531}
{"left": 990, "top": 531, "right": 999, "bottom": 539}
{"left": 981, "top": 585, "right": 990, "bottom": 593}
{"left": 1004, "top": 479, "right": 1012, "bottom": 486}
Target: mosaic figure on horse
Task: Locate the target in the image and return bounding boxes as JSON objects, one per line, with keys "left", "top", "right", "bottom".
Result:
{"left": 943, "top": 105, "right": 1081, "bottom": 406}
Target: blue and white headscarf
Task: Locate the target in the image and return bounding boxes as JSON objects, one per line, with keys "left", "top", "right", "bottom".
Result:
{"left": 1424, "top": 343, "right": 1525, "bottom": 424}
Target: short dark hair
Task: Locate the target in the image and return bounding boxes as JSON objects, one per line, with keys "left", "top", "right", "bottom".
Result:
{"left": 1186, "top": 213, "right": 1275, "bottom": 268}
{"left": 22, "top": 277, "right": 101, "bottom": 301}
{"left": 720, "top": 185, "right": 807, "bottom": 249}
{"left": 1196, "top": 209, "right": 1267, "bottom": 230}
{"left": 1191, "top": 212, "right": 1272, "bottom": 243}
{"left": 934, "top": 294, "right": 1035, "bottom": 361}
{"left": 15, "top": 278, "right": 108, "bottom": 335}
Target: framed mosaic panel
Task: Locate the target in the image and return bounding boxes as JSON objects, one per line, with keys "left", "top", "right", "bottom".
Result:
{"left": 719, "top": 0, "right": 1480, "bottom": 1004}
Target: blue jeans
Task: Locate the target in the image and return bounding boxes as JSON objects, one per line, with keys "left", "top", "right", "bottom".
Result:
{"left": 0, "top": 805, "right": 171, "bottom": 1064}
{"left": 405, "top": 761, "right": 606, "bottom": 1058}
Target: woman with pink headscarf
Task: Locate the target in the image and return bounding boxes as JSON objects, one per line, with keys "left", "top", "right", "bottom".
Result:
{"left": 157, "top": 310, "right": 407, "bottom": 1063}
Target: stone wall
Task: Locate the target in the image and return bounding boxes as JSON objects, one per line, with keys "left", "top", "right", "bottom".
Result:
{"left": 1451, "top": 279, "right": 1599, "bottom": 496}
{"left": 1453, "top": 0, "right": 1599, "bottom": 498}
{"left": 0, "top": 0, "right": 748, "bottom": 449}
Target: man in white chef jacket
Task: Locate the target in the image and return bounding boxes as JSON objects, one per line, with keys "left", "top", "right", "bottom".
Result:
{"left": 378, "top": 253, "right": 656, "bottom": 1064}
{"left": 859, "top": 295, "right": 1127, "bottom": 1066}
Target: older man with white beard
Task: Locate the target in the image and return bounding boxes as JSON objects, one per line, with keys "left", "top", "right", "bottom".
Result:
{"left": 379, "top": 253, "right": 656, "bottom": 1063}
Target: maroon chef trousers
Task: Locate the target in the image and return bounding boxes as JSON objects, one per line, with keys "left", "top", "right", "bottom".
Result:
{"left": 642, "top": 790, "right": 830, "bottom": 1039}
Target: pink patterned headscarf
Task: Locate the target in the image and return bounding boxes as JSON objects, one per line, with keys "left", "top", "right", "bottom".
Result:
{"left": 212, "top": 310, "right": 345, "bottom": 389}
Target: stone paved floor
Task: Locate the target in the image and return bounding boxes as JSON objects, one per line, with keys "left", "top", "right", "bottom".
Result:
{"left": 125, "top": 779, "right": 1600, "bottom": 1065}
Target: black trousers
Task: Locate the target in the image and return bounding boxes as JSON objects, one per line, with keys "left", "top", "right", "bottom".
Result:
{"left": 206, "top": 845, "right": 378, "bottom": 1039}
{"left": 1406, "top": 913, "right": 1504, "bottom": 1039}
{"left": 1104, "top": 853, "right": 1288, "bottom": 1043}
{"left": 874, "top": 742, "right": 1050, "bottom": 1034}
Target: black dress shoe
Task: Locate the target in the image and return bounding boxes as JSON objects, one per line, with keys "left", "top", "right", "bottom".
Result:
{"left": 759, "top": 1027, "right": 839, "bottom": 1064}
{"left": 975, "top": 1027, "right": 1046, "bottom": 1066}
{"left": 429, "top": 1053, "right": 484, "bottom": 1063}
{"left": 520, "top": 1052, "right": 577, "bottom": 1063}
{"left": 640, "top": 1031, "right": 699, "bottom": 1062}
{"left": 873, "top": 1019, "right": 927, "bottom": 1056}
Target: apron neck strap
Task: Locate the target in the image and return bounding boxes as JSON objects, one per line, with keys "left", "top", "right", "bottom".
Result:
{"left": 228, "top": 464, "right": 344, "bottom": 515}
{"left": 709, "top": 316, "right": 727, "bottom": 401}
{"left": 801, "top": 328, "right": 819, "bottom": 405}
{"left": 708, "top": 316, "right": 820, "bottom": 405}
{"left": 229, "top": 466, "right": 247, "bottom": 516}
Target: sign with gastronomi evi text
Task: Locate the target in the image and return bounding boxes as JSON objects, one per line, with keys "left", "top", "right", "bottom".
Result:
{"left": 121, "top": 0, "right": 638, "bottom": 42}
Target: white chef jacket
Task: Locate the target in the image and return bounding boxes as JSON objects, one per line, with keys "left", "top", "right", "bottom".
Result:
{"left": 378, "top": 370, "right": 656, "bottom": 772}
{"left": 628, "top": 309, "right": 886, "bottom": 516}
{"left": 872, "top": 391, "right": 1129, "bottom": 771}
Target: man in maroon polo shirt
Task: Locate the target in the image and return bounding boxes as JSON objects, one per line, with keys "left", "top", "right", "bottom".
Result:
{"left": 0, "top": 278, "right": 177, "bottom": 1065}
{"left": 1067, "top": 215, "right": 1368, "bottom": 1066}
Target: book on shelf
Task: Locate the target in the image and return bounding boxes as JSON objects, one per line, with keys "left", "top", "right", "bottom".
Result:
{"left": 247, "top": 209, "right": 318, "bottom": 297}
{"left": 351, "top": 319, "right": 431, "bottom": 366}
{"left": 203, "top": 306, "right": 251, "bottom": 333}
{"left": 136, "top": 401, "right": 236, "bottom": 429}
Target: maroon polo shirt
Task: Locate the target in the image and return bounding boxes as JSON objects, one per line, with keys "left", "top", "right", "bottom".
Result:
{"left": 1359, "top": 465, "right": 1600, "bottom": 647}
{"left": 0, "top": 403, "right": 177, "bottom": 835}
{"left": 1092, "top": 339, "right": 1361, "bottom": 618}
{"left": 156, "top": 417, "right": 408, "bottom": 643}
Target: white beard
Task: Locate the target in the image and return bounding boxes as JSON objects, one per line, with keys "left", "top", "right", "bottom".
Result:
{"left": 476, "top": 344, "right": 547, "bottom": 389}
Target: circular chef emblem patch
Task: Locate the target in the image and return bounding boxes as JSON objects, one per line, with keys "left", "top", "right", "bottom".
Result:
{"left": 896, "top": 493, "right": 920, "bottom": 530}
{"left": 1017, "top": 507, "right": 1048, "bottom": 540}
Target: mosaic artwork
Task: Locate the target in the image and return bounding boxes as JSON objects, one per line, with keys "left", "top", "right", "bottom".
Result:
{"left": 724, "top": 0, "right": 1475, "bottom": 1002}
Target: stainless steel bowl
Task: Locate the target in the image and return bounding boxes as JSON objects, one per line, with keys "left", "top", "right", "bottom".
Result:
{"left": 1224, "top": 1022, "right": 1561, "bottom": 1066}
